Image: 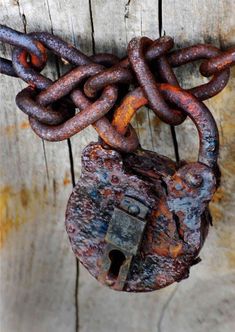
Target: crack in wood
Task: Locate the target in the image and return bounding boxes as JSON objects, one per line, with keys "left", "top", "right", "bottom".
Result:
{"left": 42, "top": 139, "right": 50, "bottom": 181}
{"left": 45, "top": 0, "right": 54, "bottom": 34}
{"left": 158, "top": 0, "right": 163, "bottom": 37}
{"left": 170, "top": 126, "right": 180, "bottom": 164}
{"left": 157, "top": 285, "right": 179, "bottom": 332}
{"left": 88, "top": 0, "right": 96, "bottom": 55}
{"left": 125, "top": 0, "right": 132, "bottom": 19}
{"left": 15, "top": 0, "right": 27, "bottom": 32}
{"left": 67, "top": 139, "right": 79, "bottom": 332}
{"left": 67, "top": 139, "right": 76, "bottom": 188}
{"left": 123, "top": 1, "right": 141, "bottom": 139}
{"left": 158, "top": 0, "right": 180, "bottom": 163}
{"left": 43, "top": 2, "right": 80, "bottom": 330}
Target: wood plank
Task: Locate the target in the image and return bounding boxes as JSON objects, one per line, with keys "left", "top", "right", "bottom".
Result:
{"left": 0, "top": 1, "right": 93, "bottom": 331}
{"left": 160, "top": 1, "right": 235, "bottom": 331}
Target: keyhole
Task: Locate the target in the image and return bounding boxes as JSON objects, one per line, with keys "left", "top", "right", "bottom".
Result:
{"left": 107, "top": 250, "right": 126, "bottom": 280}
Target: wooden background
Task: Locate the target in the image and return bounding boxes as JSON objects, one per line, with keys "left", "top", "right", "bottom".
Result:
{"left": 0, "top": 1, "right": 234, "bottom": 331}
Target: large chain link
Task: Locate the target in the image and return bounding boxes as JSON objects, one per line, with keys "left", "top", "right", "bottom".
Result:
{"left": 0, "top": 24, "right": 234, "bottom": 152}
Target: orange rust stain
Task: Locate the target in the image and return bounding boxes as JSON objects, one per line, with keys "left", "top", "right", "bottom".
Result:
{"left": 153, "top": 246, "right": 169, "bottom": 257}
{"left": 4, "top": 124, "right": 16, "bottom": 136}
{"left": 212, "top": 187, "right": 225, "bottom": 204}
{"left": 0, "top": 185, "right": 38, "bottom": 248}
{"left": 135, "top": 109, "right": 146, "bottom": 126}
{"left": 210, "top": 188, "right": 227, "bottom": 223}
{"left": 19, "top": 49, "right": 29, "bottom": 67}
{"left": 3, "top": 120, "right": 30, "bottom": 136}
{"left": 0, "top": 216, "right": 21, "bottom": 248}
{"left": 63, "top": 172, "right": 71, "bottom": 186}
{"left": 210, "top": 184, "right": 234, "bottom": 223}
{"left": 101, "top": 188, "right": 113, "bottom": 197}
{"left": 112, "top": 94, "right": 147, "bottom": 133}
{"left": 151, "top": 115, "right": 161, "bottom": 127}
{"left": 20, "top": 121, "right": 30, "bottom": 129}
{"left": 222, "top": 162, "right": 235, "bottom": 176}
{"left": 31, "top": 41, "right": 47, "bottom": 66}
{"left": 170, "top": 243, "right": 183, "bottom": 258}
{"left": 0, "top": 186, "right": 22, "bottom": 248}
{"left": 210, "top": 204, "right": 223, "bottom": 222}
{"left": 221, "top": 122, "right": 235, "bottom": 140}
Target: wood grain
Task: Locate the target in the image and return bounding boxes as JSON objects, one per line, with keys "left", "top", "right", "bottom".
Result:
{"left": 161, "top": 2, "right": 235, "bottom": 331}
{"left": 0, "top": 1, "right": 94, "bottom": 331}
{"left": 0, "top": 1, "right": 234, "bottom": 332}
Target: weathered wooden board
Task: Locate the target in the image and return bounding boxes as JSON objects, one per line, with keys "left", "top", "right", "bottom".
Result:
{"left": 0, "top": 1, "right": 94, "bottom": 332}
{"left": 0, "top": 1, "right": 234, "bottom": 332}
{"left": 158, "top": 2, "right": 235, "bottom": 331}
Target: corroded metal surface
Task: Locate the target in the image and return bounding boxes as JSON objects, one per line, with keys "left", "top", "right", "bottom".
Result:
{"left": 65, "top": 143, "right": 216, "bottom": 292}
{"left": 128, "top": 37, "right": 186, "bottom": 125}
{"left": 112, "top": 85, "right": 219, "bottom": 174}
{"left": 0, "top": 25, "right": 234, "bottom": 151}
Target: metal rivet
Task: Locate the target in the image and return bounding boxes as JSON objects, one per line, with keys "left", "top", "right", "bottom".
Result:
{"left": 175, "top": 183, "right": 183, "bottom": 191}
{"left": 186, "top": 173, "right": 203, "bottom": 187}
{"left": 128, "top": 204, "right": 140, "bottom": 216}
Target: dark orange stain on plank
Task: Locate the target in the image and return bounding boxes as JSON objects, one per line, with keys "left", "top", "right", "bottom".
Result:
{"left": 3, "top": 120, "right": 30, "bottom": 136}
{"left": 0, "top": 185, "right": 41, "bottom": 248}
{"left": 63, "top": 172, "right": 71, "bottom": 186}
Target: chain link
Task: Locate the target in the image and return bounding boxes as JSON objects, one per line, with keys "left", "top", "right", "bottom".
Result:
{"left": 0, "top": 24, "right": 234, "bottom": 152}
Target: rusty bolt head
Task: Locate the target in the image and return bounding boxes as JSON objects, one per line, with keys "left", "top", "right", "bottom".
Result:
{"left": 185, "top": 172, "right": 203, "bottom": 188}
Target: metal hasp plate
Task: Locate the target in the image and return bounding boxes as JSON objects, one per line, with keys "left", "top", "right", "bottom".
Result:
{"left": 98, "top": 196, "right": 149, "bottom": 290}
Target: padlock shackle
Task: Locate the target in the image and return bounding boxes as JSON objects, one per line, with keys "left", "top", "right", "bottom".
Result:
{"left": 112, "top": 85, "right": 219, "bottom": 169}
{"left": 160, "top": 84, "right": 219, "bottom": 168}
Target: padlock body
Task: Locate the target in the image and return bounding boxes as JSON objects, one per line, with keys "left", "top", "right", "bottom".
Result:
{"left": 65, "top": 142, "right": 216, "bottom": 292}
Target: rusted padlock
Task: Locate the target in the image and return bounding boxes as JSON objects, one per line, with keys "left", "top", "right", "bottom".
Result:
{"left": 65, "top": 89, "right": 219, "bottom": 292}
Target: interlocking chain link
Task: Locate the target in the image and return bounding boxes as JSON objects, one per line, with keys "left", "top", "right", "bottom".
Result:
{"left": 0, "top": 24, "right": 234, "bottom": 152}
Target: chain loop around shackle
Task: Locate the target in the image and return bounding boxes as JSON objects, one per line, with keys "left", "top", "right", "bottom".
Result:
{"left": 0, "top": 24, "right": 235, "bottom": 152}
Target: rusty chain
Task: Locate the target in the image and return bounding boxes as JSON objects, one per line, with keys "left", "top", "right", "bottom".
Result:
{"left": 0, "top": 24, "right": 234, "bottom": 152}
